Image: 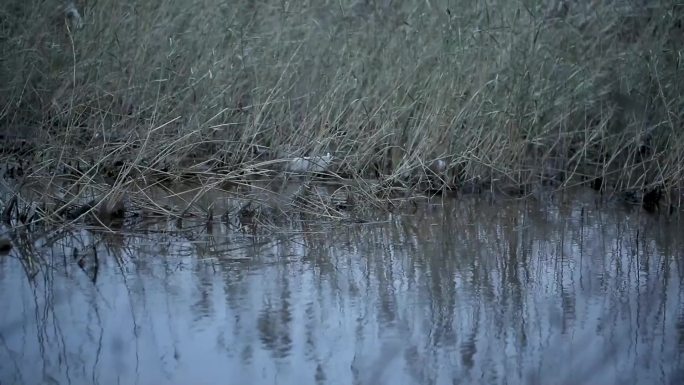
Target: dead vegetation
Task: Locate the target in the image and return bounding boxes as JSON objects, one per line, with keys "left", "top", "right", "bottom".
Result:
{"left": 1, "top": 0, "right": 683, "bottom": 237}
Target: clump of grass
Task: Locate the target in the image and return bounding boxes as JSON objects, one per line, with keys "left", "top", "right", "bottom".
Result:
{"left": 1, "top": 0, "right": 683, "bottom": 219}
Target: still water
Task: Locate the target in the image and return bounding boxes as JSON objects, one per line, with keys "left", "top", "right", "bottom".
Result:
{"left": 1, "top": 190, "right": 683, "bottom": 385}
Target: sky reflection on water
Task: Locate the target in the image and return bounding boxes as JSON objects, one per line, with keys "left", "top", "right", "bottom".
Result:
{"left": 1, "top": 190, "right": 683, "bottom": 385}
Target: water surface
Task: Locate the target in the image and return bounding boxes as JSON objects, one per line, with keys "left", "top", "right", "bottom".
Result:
{"left": 1, "top": 190, "right": 683, "bottom": 385}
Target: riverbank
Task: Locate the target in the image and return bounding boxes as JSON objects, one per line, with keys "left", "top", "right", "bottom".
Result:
{"left": 2, "top": 1, "right": 683, "bottom": 219}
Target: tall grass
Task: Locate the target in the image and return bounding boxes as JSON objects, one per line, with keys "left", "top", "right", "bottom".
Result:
{"left": 1, "top": 0, "right": 683, "bottom": 210}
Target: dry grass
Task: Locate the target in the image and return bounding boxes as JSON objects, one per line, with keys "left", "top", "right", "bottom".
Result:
{"left": 1, "top": 0, "right": 684, "bottom": 227}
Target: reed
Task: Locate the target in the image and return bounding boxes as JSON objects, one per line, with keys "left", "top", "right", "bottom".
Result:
{"left": 1, "top": 0, "right": 682, "bottom": 221}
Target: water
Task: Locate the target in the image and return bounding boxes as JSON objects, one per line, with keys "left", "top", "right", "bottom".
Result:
{"left": 1, "top": 190, "right": 683, "bottom": 385}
